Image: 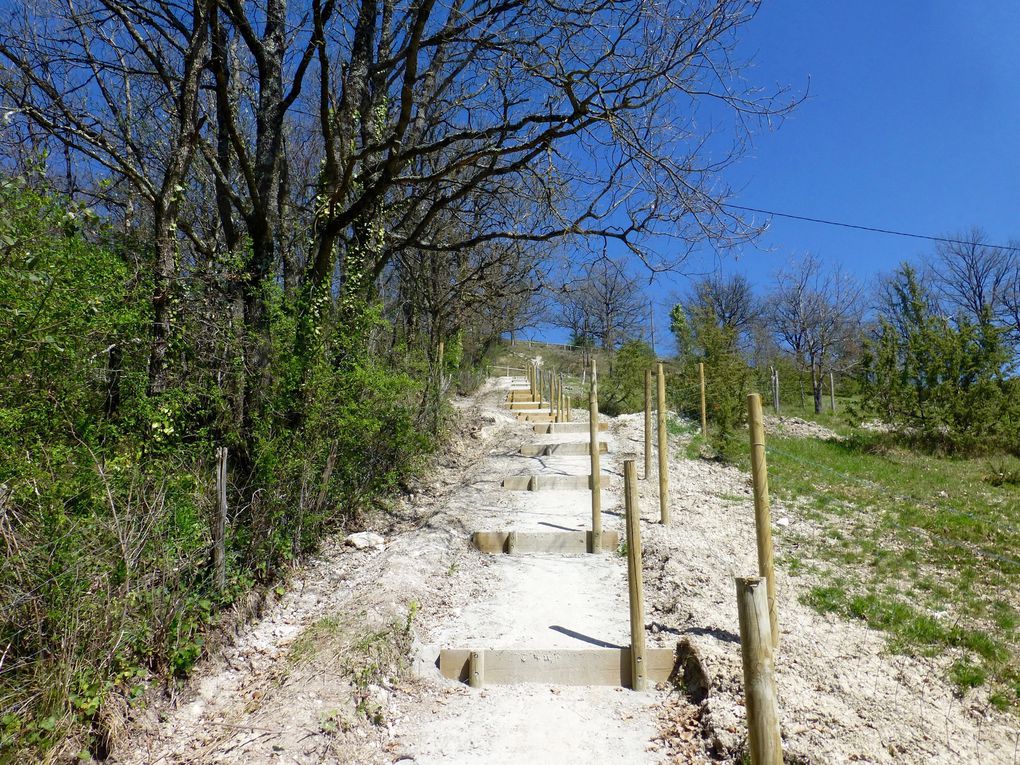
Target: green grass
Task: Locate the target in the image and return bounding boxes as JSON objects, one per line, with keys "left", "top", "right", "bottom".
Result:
{"left": 724, "top": 430, "right": 1020, "bottom": 710}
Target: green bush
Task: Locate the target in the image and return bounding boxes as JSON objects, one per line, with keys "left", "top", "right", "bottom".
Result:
{"left": 600, "top": 340, "right": 655, "bottom": 416}
{"left": 859, "top": 265, "right": 1019, "bottom": 453}
{"left": 668, "top": 303, "right": 755, "bottom": 436}
{"left": 0, "top": 180, "right": 434, "bottom": 760}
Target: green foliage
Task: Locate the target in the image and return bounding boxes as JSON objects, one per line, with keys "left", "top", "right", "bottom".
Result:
{"left": 751, "top": 429, "right": 1020, "bottom": 711}
{"left": 859, "top": 264, "right": 1019, "bottom": 453}
{"left": 668, "top": 301, "right": 755, "bottom": 436}
{"left": 0, "top": 180, "right": 434, "bottom": 759}
{"left": 600, "top": 340, "right": 655, "bottom": 416}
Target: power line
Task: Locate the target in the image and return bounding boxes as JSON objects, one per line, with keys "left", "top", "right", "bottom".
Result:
{"left": 723, "top": 203, "right": 1020, "bottom": 252}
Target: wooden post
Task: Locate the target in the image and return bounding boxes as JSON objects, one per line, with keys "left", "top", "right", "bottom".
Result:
{"left": 549, "top": 371, "right": 555, "bottom": 416}
{"left": 559, "top": 375, "right": 566, "bottom": 421}
{"left": 656, "top": 363, "right": 669, "bottom": 524}
{"left": 469, "top": 650, "right": 484, "bottom": 689}
{"left": 698, "top": 361, "right": 708, "bottom": 437}
{"left": 566, "top": 394, "right": 572, "bottom": 422}
{"left": 624, "top": 460, "right": 647, "bottom": 691}
{"left": 213, "top": 446, "right": 228, "bottom": 592}
{"left": 438, "top": 340, "right": 446, "bottom": 392}
{"left": 829, "top": 371, "right": 836, "bottom": 413}
{"left": 747, "top": 394, "right": 779, "bottom": 646}
{"left": 643, "top": 369, "right": 652, "bottom": 480}
{"left": 588, "top": 369, "right": 603, "bottom": 553}
{"left": 735, "top": 577, "right": 783, "bottom": 764}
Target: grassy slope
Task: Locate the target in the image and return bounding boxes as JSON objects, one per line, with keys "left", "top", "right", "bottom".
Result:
{"left": 723, "top": 416, "right": 1020, "bottom": 712}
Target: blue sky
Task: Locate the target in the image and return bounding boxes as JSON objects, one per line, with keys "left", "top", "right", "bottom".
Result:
{"left": 534, "top": 1, "right": 1020, "bottom": 349}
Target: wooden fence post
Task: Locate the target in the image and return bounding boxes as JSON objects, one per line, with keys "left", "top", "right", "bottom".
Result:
{"left": 735, "top": 576, "right": 783, "bottom": 764}
{"left": 656, "top": 363, "right": 670, "bottom": 524}
{"left": 643, "top": 369, "right": 652, "bottom": 480}
{"left": 698, "top": 361, "right": 708, "bottom": 437}
{"left": 747, "top": 394, "right": 779, "bottom": 646}
{"left": 565, "top": 395, "right": 572, "bottom": 422}
{"left": 624, "top": 460, "right": 646, "bottom": 691}
{"left": 829, "top": 371, "right": 836, "bottom": 413}
{"left": 469, "top": 650, "right": 484, "bottom": 689}
{"left": 588, "top": 365, "right": 603, "bottom": 553}
{"left": 213, "top": 446, "right": 228, "bottom": 592}
{"left": 549, "top": 371, "right": 555, "bottom": 416}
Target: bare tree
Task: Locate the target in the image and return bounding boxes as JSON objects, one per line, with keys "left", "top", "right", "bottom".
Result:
{"left": 1004, "top": 257, "right": 1020, "bottom": 347}
{"left": 557, "top": 259, "right": 644, "bottom": 350}
{"left": 0, "top": 0, "right": 799, "bottom": 446}
{"left": 685, "top": 272, "right": 762, "bottom": 353}
{"left": 769, "top": 255, "right": 862, "bottom": 413}
{"left": 932, "top": 228, "right": 1016, "bottom": 328}
{"left": 0, "top": 0, "right": 213, "bottom": 393}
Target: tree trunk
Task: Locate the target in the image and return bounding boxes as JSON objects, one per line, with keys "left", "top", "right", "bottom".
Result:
{"left": 812, "top": 366, "right": 823, "bottom": 414}
{"left": 147, "top": 214, "right": 178, "bottom": 395}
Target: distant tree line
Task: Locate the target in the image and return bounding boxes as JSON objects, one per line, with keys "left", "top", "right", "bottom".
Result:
{"left": 558, "top": 229, "right": 1019, "bottom": 452}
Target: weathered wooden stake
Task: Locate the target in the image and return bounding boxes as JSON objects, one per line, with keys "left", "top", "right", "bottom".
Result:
{"left": 698, "top": 361, "right": 708, "bottom": 437}
{"left": 549, "top": 371, "right": 555, "bottom": 416}
{"left": 624, "top": 460, "right": 647, "bottom": 691}
{"left": 747, "top": 393, "right": 779, "bottom": 646}
{"left": 735, "top": 577, "right": 783, "bottom": 764}
{"left": 469, "top": 650, "right": 484, "bottom": 689}
{"left": 829, "top": 371, "right": 836, "bottom": 413}
{"left": 438, "top": 340, "right": 446, "bottom": 393}
{"left": 559, "top": 375, "right": 566, "bottom": 421}
{"left": 588, "top": 365, "right": 603, "bottom": 553}
{"left": 643, "top": 369, "right": 652, "bottom": 480}
{"left": 656, "top": 363, "right": 669, "bottom": 524}
{"left": 565, "top": 395, "right": 572, "bottom": 422}
{"left": 213, "top": 446, "right": 228, "bottom": 592}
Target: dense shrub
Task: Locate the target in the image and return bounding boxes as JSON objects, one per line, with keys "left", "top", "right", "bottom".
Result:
{"left": 600, "top": 340, "right": 656, "bottom": 416}
{"left": 0, "top": 181, "right": 434, "bottom": 760}
{"left": 858, "top": 265, "right": 1020, "bottom": 453}
{"left": 668, "top": 303, "right": 755, "bottom": 436}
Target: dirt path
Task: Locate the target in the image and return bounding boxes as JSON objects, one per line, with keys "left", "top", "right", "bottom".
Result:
{"left": 391, "top": 380, "right": 673, "bottom": 764}
{"left": 111, "top": 378, "right": 1019, "bottom": 764}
